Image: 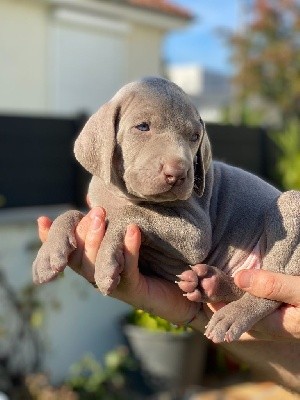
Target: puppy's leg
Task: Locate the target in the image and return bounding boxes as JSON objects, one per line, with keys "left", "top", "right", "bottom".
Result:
{"left": 205, "top": 190, "right": 300, "bottom": 343}
{"left": 177, "top": 264, "right": 244, "bottom": 303}
{"left": 261, "top": 190, "right": 300, "bottom": 277}
{"left": 94, "top": 227, "right": 125, "bottom": 295}
{"left": 93, "top": 206, "right": 144, "bottom": 295}
{"left": 205, "top": 293, "right": 279, "bottom": 343}
{"left": 32, "top": 210, "right": 84, "bottom": 284}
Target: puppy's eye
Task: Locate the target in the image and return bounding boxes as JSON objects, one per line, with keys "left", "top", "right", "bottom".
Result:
{"left": 191, "top": 133, "right": 200, "bottom": 142}
{"left": 135, "top": 122, "right": 150, "bottom": 132}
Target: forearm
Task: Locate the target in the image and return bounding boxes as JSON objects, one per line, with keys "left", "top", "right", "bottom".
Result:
{"left": 223, "top": 340, "right": 300, "bottom": 394}
{"left": 190, "top": 314, "right": 300, "bottom": 394}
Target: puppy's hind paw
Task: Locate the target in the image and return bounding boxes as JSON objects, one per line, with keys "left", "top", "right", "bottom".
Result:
{"left": 176, "top": 264, "right": 210, "bottom": 303}
{"left": 204, "top": 308, "right": 245, "bottom": 343}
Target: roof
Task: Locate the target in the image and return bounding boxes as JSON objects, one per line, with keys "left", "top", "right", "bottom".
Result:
{"left": 125, "top": 0, "right": 192, "bottom": 20}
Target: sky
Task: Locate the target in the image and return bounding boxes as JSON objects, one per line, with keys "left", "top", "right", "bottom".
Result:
{"left": 163, "top": 0, "right": 241, "bottom": 75}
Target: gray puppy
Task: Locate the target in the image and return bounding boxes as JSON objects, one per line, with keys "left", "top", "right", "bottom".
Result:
{"left": 33, "top": 77, "right": 300, "bottom": 343}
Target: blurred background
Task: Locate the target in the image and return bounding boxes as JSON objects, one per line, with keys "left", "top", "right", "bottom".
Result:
{"left": 0, "top": 0, "right": 299, "bottom": 399}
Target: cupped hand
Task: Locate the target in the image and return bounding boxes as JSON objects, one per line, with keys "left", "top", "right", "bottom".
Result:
{"left": 37, "top": 209, "right": 202, "bottom": 327}
{"left": 38, "top": 210, "right": 300, "bottom": 340}
{"left": 202, "top": 270, "right": 300, "bottom": 341}
{"left": 233, "top": 270, "right": 300, "bottom": 341}
{"left": 38, "top": 207, "right": 106, "bottom": 283}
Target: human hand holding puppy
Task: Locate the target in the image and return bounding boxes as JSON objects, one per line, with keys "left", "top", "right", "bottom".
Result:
{"left": 37, "top": 208, "right": 200, "bottom": 326}
{"left": 38, "top": 209, "right": 300, "bottom": 393}
{"left": 233, "top": 269, "right": 300, "bottom": 340}
{"left": 37, "top": 210, "right": 300, "bottom": 341}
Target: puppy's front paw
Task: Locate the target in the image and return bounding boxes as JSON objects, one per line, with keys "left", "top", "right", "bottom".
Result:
{"left": 32, "top": 232, "right": 77, "bottom": 284}
{"left": 94, "top": 248, "right": 124, "bottom": 295}
{"left": 176, "top": 264, "right": 231, "bottom": 303}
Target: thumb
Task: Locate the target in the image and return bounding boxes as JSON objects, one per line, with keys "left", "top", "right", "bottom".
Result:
{"left": 234, "top": 269, "right": 300, "bottom": 306}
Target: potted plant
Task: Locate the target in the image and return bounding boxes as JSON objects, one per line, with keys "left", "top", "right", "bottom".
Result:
{"left": 122, "top": 309, "right": 208, "bottom": 397}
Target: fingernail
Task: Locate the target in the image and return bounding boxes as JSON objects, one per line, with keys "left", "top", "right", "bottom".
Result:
{"left": 91, "top": 216, "right": 102, "bottom": 232}
{"left": 126, "top": 225, "right": 136, "bottom": 237}
{"left": 236, "top": 270, "right": 252, "bottom": 289}
{"left": 89, "top": 207, "right": 104, "bottom": 219}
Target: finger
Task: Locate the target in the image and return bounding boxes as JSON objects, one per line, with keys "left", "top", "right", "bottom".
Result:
{"left": 37, "top": 216, "right": 52, "bottom": 242}
{"left": 111, "top": 224, "right": 142, "bottom": 301}
{"left": 206, "top": 300, "right": 300, "bottom": 341}
{"left": 69, "top": 207, "right": 105, "bottom": 269}
{"left": 123, "top": 224, "right": 141, "bottom": 280}
{"left": 234, "top": 269, "right": 300, "bottom": 306}
{"left": 80, "top": 209, "right": 106, "bottom": 282}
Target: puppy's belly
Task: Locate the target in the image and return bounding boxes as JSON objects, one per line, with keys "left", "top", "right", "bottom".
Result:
{"left": 223, "top": 238, "right": 263, "bottom": 277}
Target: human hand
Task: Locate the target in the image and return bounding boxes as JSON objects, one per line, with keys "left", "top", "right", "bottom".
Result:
{"left": 234, "top": 269, "right": 300, "bottom": 306}
{"left": 38, "top": 213, "right": 300, "bottom": 340}
{"left": 37, "top": 209, "right": 202, "bottom": 327}
{"left": 233, "top": 269, "right": 300, "bottom": 341}
{"left": 38, "top": 207, "right": 106, "bottom": 284}
{"left": 203, "top": 269, "right": 300, "bottom": 341}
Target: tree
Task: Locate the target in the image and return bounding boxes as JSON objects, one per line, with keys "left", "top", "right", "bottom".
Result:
{"left": 229, "top": 0, "right": 300, "bottom": 126}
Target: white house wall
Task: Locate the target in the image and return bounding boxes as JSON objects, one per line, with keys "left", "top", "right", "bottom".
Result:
{"left": 0, "top": 0, "right": 48, "bottom": 114}
{"left": 0, "top": 0, "right": 175, "bottom": 116}
{"left": 49, "top": 10, "right": 127, "bottom": 114}
{"left": 127, "top": 24, "right": 163, "bottom": 82}
{"left": 49, "top": 6, "right": 166, "bottom": 114}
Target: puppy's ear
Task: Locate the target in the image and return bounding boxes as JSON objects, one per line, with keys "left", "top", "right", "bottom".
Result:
{"left": 194, "top": 120, "right": 212, "bottom": 196}
{"left": 74, "top": 101, "right": 120, "bottom": 184}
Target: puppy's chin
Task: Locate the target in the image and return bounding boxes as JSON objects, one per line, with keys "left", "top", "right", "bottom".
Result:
{"left": 126, "top": 184, "right": 193, "bottom": 203}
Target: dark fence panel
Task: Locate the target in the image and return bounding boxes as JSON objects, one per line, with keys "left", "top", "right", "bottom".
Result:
{"left": 0, "top": 115, "right": 279, "bottom": 209}
{"left": 0, "top": 115, "right": 87, "bottom": 208}
{"left": 207, "top": 123, "right": 279, "bottom": 185}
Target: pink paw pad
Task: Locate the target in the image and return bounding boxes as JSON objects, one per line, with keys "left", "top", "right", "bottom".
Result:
{"left": 175, "top": 264, "right": 209, "bottom": 303}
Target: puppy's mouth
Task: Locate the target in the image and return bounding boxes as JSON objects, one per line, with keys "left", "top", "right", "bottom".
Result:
{"left": 121, "top": 162, "right": 195, "bottom": 202}
{"left": 126, "top": 180, "right": 193, "bottom": 202}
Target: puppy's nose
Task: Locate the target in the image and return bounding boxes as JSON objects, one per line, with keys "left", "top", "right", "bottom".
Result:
{"left": 163, "top": 162, "right": 187, "bottom": 186}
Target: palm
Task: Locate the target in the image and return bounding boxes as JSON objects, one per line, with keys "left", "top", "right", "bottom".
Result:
{"left": 250, "top": 304, "right": 300, "bottom": 340}
{"left": 112, "top": 263, "right": 200, "bottom": 326}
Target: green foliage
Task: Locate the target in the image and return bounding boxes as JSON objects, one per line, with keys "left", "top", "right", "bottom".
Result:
{"left": 272, "top": 119, "right": 300, "bottom": 189}
{"left": 67, "top": 347, "right": 136, "bottom": 400}
{"left": 126, "top": 309, "right": 188, "bottom": 333}
{"left": 227, "top": 0, "right": 300, "bottom": 125}
{"left": 222, "top": 103, "right": 265, "bottom": 126}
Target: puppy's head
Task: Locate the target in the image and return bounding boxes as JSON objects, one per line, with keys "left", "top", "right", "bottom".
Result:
{"left": 74, "top": 77, "right": 211, "bottom": 202}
